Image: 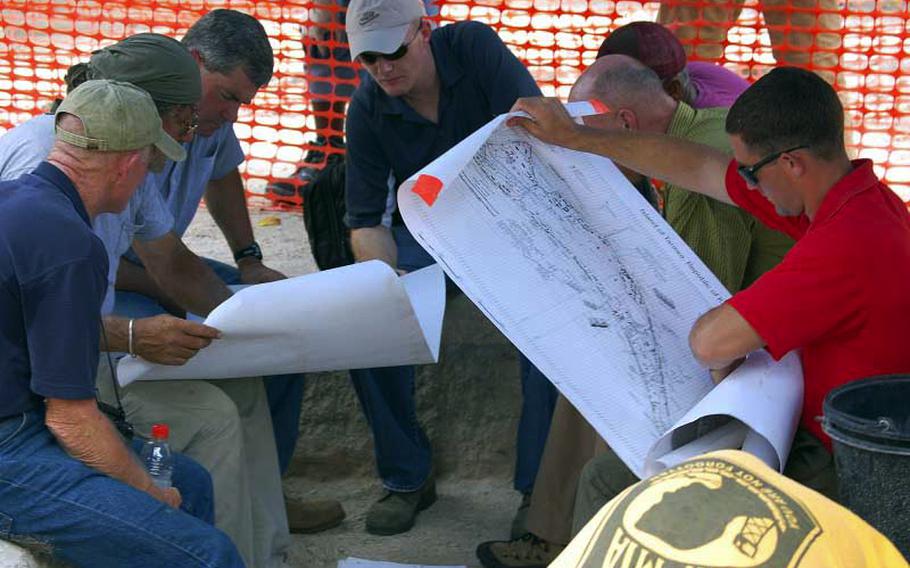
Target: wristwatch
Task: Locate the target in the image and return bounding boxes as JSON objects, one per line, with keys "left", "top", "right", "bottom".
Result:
{"left": 233, "top": 241, "right": 263, "bottom": 262}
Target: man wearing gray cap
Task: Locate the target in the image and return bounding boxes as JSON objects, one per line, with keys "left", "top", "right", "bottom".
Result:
{"left": 0, "top": 79, "right": 243, "bottom": 567}
{"left": 0, "top": 32, "right": 291, "bottom": 568}
{"left": 343, "top": 0, "right": 557, "bottom": 535}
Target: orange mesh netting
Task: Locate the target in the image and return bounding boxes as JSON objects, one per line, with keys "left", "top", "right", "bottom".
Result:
{"left": 1, "top": 0, "right": 909, "bottom": 207}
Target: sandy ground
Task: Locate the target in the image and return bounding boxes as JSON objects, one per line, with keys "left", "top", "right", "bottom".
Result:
{"left": 183, "top": 208, "right": 518, "bottom": 568}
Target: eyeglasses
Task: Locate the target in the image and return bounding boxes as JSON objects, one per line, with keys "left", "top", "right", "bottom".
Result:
{"left": 181, "top": 106, "right": 200, "bottom": 138}
{"left": 358, "top": 25, "right": 420, "bottom": 65}
{"left": 736, "top": 144, "right": 808, "bottom": 186}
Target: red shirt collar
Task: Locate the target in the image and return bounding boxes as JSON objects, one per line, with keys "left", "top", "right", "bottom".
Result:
{"left": 811, "top": 159, "right": 880, "bottom": 226}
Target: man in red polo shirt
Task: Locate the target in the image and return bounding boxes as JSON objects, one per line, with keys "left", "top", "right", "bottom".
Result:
{"left": 508, "top": 66, "right": 910, "bottom": 532}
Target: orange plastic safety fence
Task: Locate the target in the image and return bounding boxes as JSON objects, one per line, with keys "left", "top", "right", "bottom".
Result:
{"left": 1, "top": 0, "right": 909, "bottom": 208}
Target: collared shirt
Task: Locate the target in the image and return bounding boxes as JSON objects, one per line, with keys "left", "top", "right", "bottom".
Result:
{"left": 0, "top": 162, "right": 108, "bottom": 418}
{"left": 726, "top": 159, "right": 910, "bottom": 446}
{"left": 0, "top": 113, "right": 174, "bottom": 314}
{"left": 146, "top": 121, "right": 245, "bottom": 238}
{"left": 345, "top": 21, "right": 543, "bottom": 229}
{"left": 687, "top": 61, "right": 750, "bottom": 109}
{"left": 663, "top": 103, "right": 794, "bottom": 292}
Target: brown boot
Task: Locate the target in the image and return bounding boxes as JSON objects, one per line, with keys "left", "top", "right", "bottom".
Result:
{"left": 476, "top": 534, "right": 565, "bottom": 568}
{"left": 285, "top": 496, "right": 345, "bottom": 534}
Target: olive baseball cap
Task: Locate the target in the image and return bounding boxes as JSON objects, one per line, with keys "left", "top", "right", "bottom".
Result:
{"left": 55, "top": 79, "right": 186, "bottom": 161}
{"left": 89, "top": 33, "right": 201, "bottom": 105}
{"left": 346, "top": 0, "right": 427, "bottom": 60}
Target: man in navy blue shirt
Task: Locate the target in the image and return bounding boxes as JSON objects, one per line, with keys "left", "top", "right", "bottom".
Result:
{"left": 0, "top": 79, "right": 242, "bottom": 567}
{"left": 343, "top": 0, "right": 557, "bottom": 535}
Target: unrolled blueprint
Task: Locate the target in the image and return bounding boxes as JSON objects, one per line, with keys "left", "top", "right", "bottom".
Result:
{"left": 397, "top": 104, "right": 802, "bottom": 476}
{"left": 117, "top": 262, "right": 445, "bottom": 386}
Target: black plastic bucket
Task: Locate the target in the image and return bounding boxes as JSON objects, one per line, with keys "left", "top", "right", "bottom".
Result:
{"left": 822, "top": 375, "right": 910, "bottom": 558}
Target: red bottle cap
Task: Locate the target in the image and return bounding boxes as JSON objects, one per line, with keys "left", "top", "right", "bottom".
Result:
{"left": 151, "top": 423, "right": 169, "bottom": 440}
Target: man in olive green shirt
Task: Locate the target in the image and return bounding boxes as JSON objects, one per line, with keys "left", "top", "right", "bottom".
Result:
{"left": 477, "top": 55, "right": 794, "bottom": 568}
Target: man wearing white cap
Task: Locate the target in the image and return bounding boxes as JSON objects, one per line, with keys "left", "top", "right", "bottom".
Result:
{"left": 344, "top": 0, "right": 557, "bottom": 535}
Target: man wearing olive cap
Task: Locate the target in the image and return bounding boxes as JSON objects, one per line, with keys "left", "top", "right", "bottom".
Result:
{"left": 0, "top": 79, "right": 243, "bottom": 568}
{"left": 0, "top": 32, "right": 291, "bottom": 567}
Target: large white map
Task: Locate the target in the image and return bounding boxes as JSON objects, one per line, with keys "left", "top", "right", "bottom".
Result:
{"left": 398, "top": 104, "right": 802, "bottom": 476}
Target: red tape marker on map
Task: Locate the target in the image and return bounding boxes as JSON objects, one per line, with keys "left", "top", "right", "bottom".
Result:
{"left": 412, "top": 174, "right": 443, "bottom": 206}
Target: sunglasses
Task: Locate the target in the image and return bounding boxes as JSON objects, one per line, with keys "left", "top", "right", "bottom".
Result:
{"left": 737, "top": 144, "right": 808, "bottom": 186}
{"left": 358, "top": 26, "right": 420, "bottom": 65}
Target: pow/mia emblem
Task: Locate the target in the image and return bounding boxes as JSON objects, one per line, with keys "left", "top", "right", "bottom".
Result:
{"left": 579, "top": 458, "right": 822, "bottom": 567}
{"left": 358, "top": 10, "right": 380, "bottom": 26}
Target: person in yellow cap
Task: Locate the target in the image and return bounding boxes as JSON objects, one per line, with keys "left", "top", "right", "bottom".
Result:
{"left": 552, "top": 450, "right": 907, "bottom": 568}
{"left": 0, "top": 79, "right": 243, "bottom": 567}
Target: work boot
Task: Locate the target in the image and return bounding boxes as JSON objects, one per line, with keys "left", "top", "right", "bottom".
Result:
{"left": 510, "top": 492, "right": 532, "bottom": 539}
{"left": 476, "top": 534, "right": 565, "bottom": 568}
{"left": 285, "top": 496, "right": 345, "bottom": 534}
{"left": 365, "top": 477, "right": 437, "bottom": 536}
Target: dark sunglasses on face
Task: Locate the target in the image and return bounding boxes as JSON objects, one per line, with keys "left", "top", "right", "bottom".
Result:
{"left": 358, "top": 27, "right": 419, "bottom": 65}
{"left": 737, "top": 144, "right": 809, "bottom": 186}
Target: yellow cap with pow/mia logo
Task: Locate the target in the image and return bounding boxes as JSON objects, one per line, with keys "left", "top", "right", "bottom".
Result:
{"left": 54, "top": 79, "right": 186, "bottom": 162}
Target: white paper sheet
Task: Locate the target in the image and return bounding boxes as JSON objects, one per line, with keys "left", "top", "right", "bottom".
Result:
{"left": 644, "top": 350, "right": 803, "bottom": 475}
{"left": 117, "top": 262, "right": 446, "bottom": 386}
{"left": 338, "top": 558, "right": 465, "bottom": 568}
{"left": 397, "top": 105, "right": 802, "bottom": 476}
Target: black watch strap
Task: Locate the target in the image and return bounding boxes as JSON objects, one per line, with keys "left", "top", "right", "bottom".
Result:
{"left": 233, "top": 241, "right": 263, "bottom": 262}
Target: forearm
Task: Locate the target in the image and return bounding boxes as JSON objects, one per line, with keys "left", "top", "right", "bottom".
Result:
{"left": 116, "top": 258, "right": 168, "bottom": 298}
{"left": 571, "top": 126, "right": 734, "bottom": 205}
{"left": 100, "top": 315, "right": 130, "bottom": 353}
{"left": 689, "top": 303, "right": 765, "bottom": 370}
{"left": 133, "top": 234, "right": 231, "bottom": 317}
{"left": 205, "top": 169, "right": 256, "bottom": 254}
{"left": 351, "top": 225, "right": 398, "bottom": 268}
{"left": 150, "top": 246, "right": 231, "bottom": 316}
{"left": 45, "top": 399, "right": 155, "bottom": 494}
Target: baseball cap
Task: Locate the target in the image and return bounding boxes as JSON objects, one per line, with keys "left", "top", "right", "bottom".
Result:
{"left": 88, "top": 33, "right": 201, "bottom": 106}
{"left": 55, "top": 79, "right": 186, "bottom": 162}
{"left": 597, "top": 22, "right": 687, "bottom": 81}
{"left": 346, "top": 0, "right": 427, "bottom": 61}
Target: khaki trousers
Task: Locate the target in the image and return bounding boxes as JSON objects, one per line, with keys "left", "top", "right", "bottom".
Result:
{"left": 525, "top": 396, "right": 606, "bottom": 545}
{"left": 97, "top": 363, "right": 291, "bottom": 568}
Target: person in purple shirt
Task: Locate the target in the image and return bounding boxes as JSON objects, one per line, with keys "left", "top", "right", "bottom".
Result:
{"left": 597, "top": 21, "right": 749, "bottom": 110}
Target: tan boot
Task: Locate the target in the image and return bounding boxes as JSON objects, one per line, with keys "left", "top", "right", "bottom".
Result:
{"left": 476, "top": 534, "right": 565, "bottom": 568}
{"left": 285, "top": 496, "right": 345, "bottom": 534}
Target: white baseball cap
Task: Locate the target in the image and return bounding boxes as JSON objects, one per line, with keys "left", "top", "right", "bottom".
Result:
{"left": 346, "top": 0, "right": 427, "bottom": 61}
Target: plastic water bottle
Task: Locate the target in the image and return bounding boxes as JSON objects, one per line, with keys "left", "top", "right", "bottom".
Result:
{"left": 140, "top": 423, "right": 173, "bottom": 489}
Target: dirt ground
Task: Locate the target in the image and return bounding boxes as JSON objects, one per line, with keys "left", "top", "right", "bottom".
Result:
{"left": 183, "top": 208, "right": 518, "bottom": 568}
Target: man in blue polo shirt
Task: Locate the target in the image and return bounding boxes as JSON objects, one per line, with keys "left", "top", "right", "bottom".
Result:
{"left": 0, "top": 79, "right": 243, "bottom": 567}
{"left": 343, "top": 0, "right": 557, "bottom": 535}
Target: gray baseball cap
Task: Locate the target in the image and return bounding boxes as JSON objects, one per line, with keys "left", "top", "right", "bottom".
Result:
{"left": 346, "top": 0, "right": 427, "bottom": 61}
{"left": 55, "top": 79, "right": 186, "bottom": 162}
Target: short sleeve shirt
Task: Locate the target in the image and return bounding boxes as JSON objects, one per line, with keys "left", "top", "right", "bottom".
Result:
{"left": 663, "top": 104, "right": 793, "bottom": 293}
{"left": 0, "top": 163, "right": 108, "bottom": 418}
{"left": 552, "top": 450, "right": 907, "bottom": 568}
{"left": 345, "top": 21, "right": 543, "bottom": 229}
{"left": 0, "top": 113, "right": 174, "bottom": 314}
{"left": 147, "top": 121, "right": 245, "bottom": 238}
{"left": 725, "top": 159, "right": 910, "bottom": 445}
{"left": 687, "top": 61, "right": 750, "bottom": 109}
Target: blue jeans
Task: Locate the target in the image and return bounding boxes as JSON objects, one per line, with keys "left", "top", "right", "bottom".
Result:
{"left": 0, "top": 409, "right": 242, "bottom": 567}
{"left": 352, "top": 226, "right": 558, "bottom": 493}
{"left": 114, "top": 258, "right": 306, "bottom": 475}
